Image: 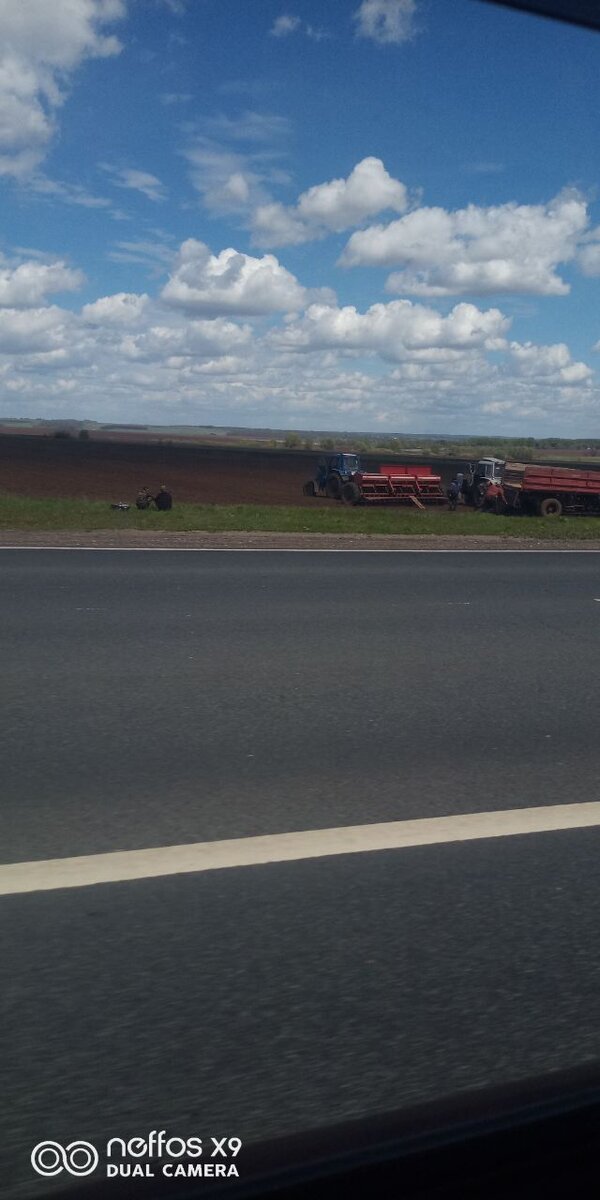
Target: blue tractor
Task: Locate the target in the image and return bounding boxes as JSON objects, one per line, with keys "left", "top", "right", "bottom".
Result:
{"left": 303, "top": 453, "right": 362, "bottom": 500}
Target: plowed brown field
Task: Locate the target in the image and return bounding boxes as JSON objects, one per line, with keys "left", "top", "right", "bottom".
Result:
{"left": 0, "top": 435, "right": 461, "bottom": 507}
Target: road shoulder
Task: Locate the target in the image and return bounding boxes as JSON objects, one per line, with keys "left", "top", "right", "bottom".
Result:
{"left": 2, "top": 529, "right": 600, "bottom": 550}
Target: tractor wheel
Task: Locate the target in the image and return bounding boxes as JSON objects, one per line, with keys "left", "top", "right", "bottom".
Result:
{"left": 302, "top": 480, "right": 316, "bottom": 497}
{"left": 341, "top": 481, "right": 361, "bottom": 505}
{"left": 325, "top": 474, "right": 342, "bottom": 499}
{"left": 539, "top": 496, "right": 563, "bottom": 517}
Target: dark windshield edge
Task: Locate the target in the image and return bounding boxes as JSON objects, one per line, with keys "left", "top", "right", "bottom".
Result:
{"left": 52, "top": 1061, "right": 600, "bottom": 1199}
{"left": 478, "top": 0, "right": 600, "bottom": 33}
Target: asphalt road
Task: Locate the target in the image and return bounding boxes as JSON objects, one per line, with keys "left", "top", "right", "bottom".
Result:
{"left": 2, "top": 551, "right": 600, "bottom": 1197}
{"left": 2, "top": 550, "right": 600, "bottom": 863}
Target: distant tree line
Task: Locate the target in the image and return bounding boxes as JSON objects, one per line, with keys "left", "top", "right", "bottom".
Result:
{"left": 44, "top": 426, "right": 600, "bottom": 460}
{"left": 280, "top": 434, "right": 600, "bottom": 459}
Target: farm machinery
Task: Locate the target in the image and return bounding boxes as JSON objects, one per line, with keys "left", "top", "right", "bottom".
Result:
{"left": 493, "top": 461, "right": 600, "bottom": 516}
{"left": 303, "top": 453, "right": 446, "bottom": 508}
{"left": 462, "top": 458, "right": 505, "bottom": 507}
{"left": 459, "top": 458, "right": 600, "bottom": 516}
{"left": 303, "top": 453, "right": 362, "bottom": 499}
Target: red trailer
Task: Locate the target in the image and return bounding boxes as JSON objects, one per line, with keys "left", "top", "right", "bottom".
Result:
{"left": 501, "top": 461, "right": 600, "bottom": 516}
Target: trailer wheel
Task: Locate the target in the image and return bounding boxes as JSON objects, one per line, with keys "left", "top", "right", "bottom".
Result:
{"left": 341, "top": 481, "right": 361, "bottom": 505}
{"left": 325, "top": 474, "right": 342, "bottom": 499}
{"left": 539, "top": 497, "right": 563, "bottom": 517}
{"left": 302, "top": 480, "right": 316, "bottom": 497}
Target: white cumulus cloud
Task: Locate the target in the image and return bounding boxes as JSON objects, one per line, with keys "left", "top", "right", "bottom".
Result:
{"left": 0, "top": 0, "right": 126, "bottom": 178}
{"left": 298, "top": 157, "right": 408, "bottom": 230}
{"left": 353, "top": 0, "right": 418, "bottom": 45}
{"left": 118, "top": 318, "right": 252, "bottom": 362}
{"left": 0, "top": 239, "right": 594, "bottom": 434}
{"left": 0, "top": 258, "right": 84, "bottom": 307}
{"left": 509, "top": 341, "right": 593, "bottom": 384}
{"left": 82, "top": 292, "right": 149, "bottom": 325}
{"left": 271, "top": 299, "right": 510, "bottom": 362}
{"left": 0, "top": 291, "right": 595, "bottom": 432}
{"left": 252, "top": 157, "right": 409, "bottom": 246}
{"left": 160, "top": 239, "right": 309, "bottom": 316}
{"left": 341, "top": 191, "right": 588, "bottom": 296}
{"left": 0, "top": 305, "right": 73, "bottom": 353}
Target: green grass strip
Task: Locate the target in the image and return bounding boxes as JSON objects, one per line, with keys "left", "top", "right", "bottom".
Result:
{"left": 2, "top": 493, "right": 600, "bottom": 539}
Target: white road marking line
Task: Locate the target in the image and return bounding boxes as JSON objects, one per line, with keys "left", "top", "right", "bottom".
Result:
{"left": 2, "top": 803, "right": 600, "bottom": 896}
{"left": 2, "top": 547, "right": 600, "bottom": 554}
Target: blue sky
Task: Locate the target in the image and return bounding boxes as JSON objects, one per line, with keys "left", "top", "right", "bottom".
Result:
{"left": 1, "top": 0, "right": 599, "bottom": 434}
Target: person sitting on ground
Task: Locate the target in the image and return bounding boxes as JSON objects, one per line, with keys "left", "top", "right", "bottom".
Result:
{"left": 154, "top": 484, "right": 173, "bottom": 511}
{"left": 136, "top": 486, "right": 153, "bottom": 510}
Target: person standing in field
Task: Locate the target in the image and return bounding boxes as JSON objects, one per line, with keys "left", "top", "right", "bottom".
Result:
{"left": 462, "top": 465, "right": 475, "bottom": 505}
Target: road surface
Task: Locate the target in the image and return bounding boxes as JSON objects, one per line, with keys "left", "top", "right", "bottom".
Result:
{"left": 2, "top": 550, "right": 600, "bottom": 1197}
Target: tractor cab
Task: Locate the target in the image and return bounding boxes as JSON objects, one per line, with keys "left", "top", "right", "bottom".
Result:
{"left": 309, "top": 453, "right": 362, "bottom": 499}
{"left": 465, "top": 457, "right": 505, "bottom": 506}
{"left": 475, "top": 458, "right": 504, "bottom": 485}
{"left": 317, "top": 453, "right": 360, "bottom": 482}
